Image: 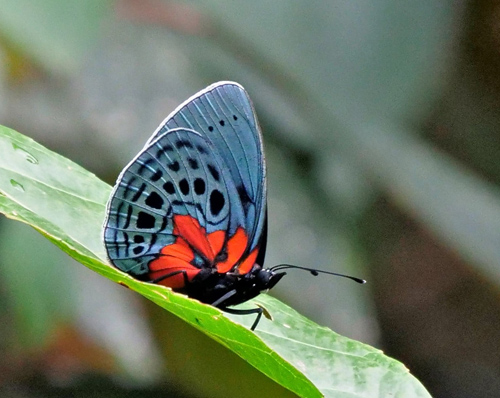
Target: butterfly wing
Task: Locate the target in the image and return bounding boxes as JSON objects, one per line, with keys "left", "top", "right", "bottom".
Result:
{"left": 147, "top": 82, "right": 267, "bottom": 262}
{"left": 103, "top": 128, "right": 246, "bottom": 281}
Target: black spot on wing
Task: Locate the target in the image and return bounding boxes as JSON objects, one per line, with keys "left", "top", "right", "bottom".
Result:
{"left": 163, "top": 181, "right": 175, "bottom": 195}
{"left": 137, "top": 158, "right": 154, "bottom": 176}
{"left": 168, "top": 161, "right": 180, "bottom": 172}
{"left": 188, "top": 158, "right": 199, "bottom": 169}
{"left": 210, "top": 190, "right": 225, "bottom": 216}
{"left": 137, "top": 212, "right": 155, "bottom": 229}
{"left": 145, "top": 191, "right": 164, "bottom": 209}
{"left": 207, "top": 164, "right": 220, "bottom": 181}
{"left": 131, "top": 183, "right": 146, "bottom": 202}
{"left": 122, "top": 231, "right": 129, "bottom": 250}
{"left": 237, "top": 185, "right": 252, "bottom": 206}
{"left": 196, "top": 145, "right": 208, "bottom": 154}
{"left": 194, "top": 178, "right": 205, "bottom": 195}
{"left": 156, "top": 144, "right": 173, "bottom": 158}
{"left": 179, "top": 178, "right": 190, "bottom": 195}
{"left": 160, "top": 213, "right": 170, "bottom": 231}
{"left": 176, "top": 139, "right": 193, "bottom": 149}
{"left": 150, "top": 169, "right": 163, "bottom": 182}
{"left": 133, "top": 246, "right": 144, "bottom": 255}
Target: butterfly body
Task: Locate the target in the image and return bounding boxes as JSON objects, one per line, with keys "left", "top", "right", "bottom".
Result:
{"left": 171, "top": 262, "right": 285, "bottom": 309}
{"left": 103, "top": 82, "right": 278, "bottom": 330}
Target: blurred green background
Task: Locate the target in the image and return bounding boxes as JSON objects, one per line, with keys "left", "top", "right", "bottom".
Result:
{"left": 1, "top": 1, "right": 500, "bottom": 397}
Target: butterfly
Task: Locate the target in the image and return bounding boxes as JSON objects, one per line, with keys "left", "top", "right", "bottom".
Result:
{"left": 103, "top": 81, "right": 364, "bottom": 330}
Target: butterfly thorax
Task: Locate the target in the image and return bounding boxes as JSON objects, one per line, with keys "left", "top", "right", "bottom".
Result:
{"left": 184, "top": 265, "right": 286, "bottom": 308}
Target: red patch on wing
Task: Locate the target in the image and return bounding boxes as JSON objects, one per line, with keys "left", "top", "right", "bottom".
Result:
{"left": 173, "top": 214, "right": 224, "bottom": 261}
{"left": 148, "top": 215, "right": 259, "bottom": 288}
{"left": 207, "top": 229, "right": 225, "bottom": 258}
{"left": 149, "top": 237, "right": 200, "bottom": 289}
{"left": 216, "top": 227, "right": 248, "bottom": 273}
{"left": 149, "top": 258, "right": 200, "bottom": 289}
{"left": 148, "top": 236, "right": 199, "bottom": 289}
{"left": 236, "top": 247, "right": 258, "bottom": 275}
{"left": 160, "top": 237, "right": 194, "bottom": 262}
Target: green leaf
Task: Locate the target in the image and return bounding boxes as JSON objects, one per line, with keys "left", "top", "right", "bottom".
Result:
{"left": 0, "top": 125, "right": 430, "bottom": 398}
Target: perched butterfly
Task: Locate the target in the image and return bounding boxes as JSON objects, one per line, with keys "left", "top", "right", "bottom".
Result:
{"left": 103, "top": 81, "right": 364, "bottom": 330}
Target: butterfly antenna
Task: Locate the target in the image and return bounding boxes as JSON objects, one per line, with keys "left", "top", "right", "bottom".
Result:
{"left": 269, "top": 264, "right": 366, "bottom": 284}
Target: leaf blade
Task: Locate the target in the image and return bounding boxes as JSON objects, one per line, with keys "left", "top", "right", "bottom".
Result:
{"left": 0, "top": 125, "right": 430, "bottom": 398}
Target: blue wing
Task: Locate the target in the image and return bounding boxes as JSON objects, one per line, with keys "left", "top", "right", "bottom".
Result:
{"left": 146, "top": 82, "right": 267, "bottom": 257}
{"left": 103, "top": 128, "right": 245, "bottom": 275}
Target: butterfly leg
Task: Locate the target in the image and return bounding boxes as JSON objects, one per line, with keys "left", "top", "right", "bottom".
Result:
{"left": 150, "top": 270, "right": 189, "bottom": 285}
{"left": 211, "top": 289, "right": 238, "bottom": 307}
{"left": 211, "top": 290, "right": 263, "bottom": 330}
{"left": 220, "top": 306, "right": 263, "bottom": 331}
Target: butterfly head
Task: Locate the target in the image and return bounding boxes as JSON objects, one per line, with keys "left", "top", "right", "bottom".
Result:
{"left": 253, "top": 266, "right": 286, "bottom": 292}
